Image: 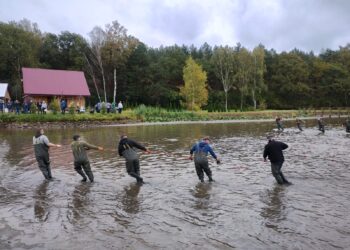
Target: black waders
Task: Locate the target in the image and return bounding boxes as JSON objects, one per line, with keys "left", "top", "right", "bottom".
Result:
{"left": 123, "top": 148, "right": 144, "bottom": 183}
{"left": 194, "top": 152, "right": 213, "bottom": 182}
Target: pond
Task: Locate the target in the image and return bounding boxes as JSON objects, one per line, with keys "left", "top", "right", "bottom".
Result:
{"left": 0, "top": 118, "right": 349, "bottom": 249}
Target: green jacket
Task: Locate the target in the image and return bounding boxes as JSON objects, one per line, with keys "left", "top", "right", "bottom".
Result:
{"left": 71, "top": 141, "right": 98, "bottom": 162}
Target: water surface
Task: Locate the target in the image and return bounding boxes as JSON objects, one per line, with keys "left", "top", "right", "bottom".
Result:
{"left": 0, "top": 119, "right": 349, "bottom": 249}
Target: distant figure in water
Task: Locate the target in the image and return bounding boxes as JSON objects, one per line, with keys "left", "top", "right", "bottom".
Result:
{"left": 263, "top": 135, "right": 291, "bottom": 185}
{"left": 317, "top": 116, "right": 325, "bottom": 133}
{"left": 296, "top": 118, "right": 305, "bottom": 131}
{"left": 275, "top": 116, "right": 284, "bottom": 131}
{"left": 189, "top": 137, "right": 220, "bottom": 183}
{"left": 71, "top": 135, "right": 103, "bottom": 182}
{"left": 118, "top": 135, "right": 150, "bottom": 184}
{"left": 345, "top": 118, "right": 350, "bottom": 133}
{"left": 33, "top": 128, "right": 61, "bottom": 180}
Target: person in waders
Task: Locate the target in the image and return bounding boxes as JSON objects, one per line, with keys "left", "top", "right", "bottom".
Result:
{"left": 118, "top": 135, "right": 150, "bottom": 184}
{"left": 71, "top": 135, "right": 103, "bottom": 182}
{"left": 189, "top": 137, "right": 220, "bottom": 183}
{"left": 317, "top": 116, "right": 325, "bottom": 133}
{"left": 344, "top": 118, "right": 350, "bottom": 133}
{"left": 263, "top": 135, "right": 291, "bottom": 185}
{"left": 296, "top": 118, "right": 305, "bottom": 131}
{"left": 33, "top": 128, "right": 61, "bottom": 180}
{"left": 275, "top": 116, "right": 284, "bottom": 131}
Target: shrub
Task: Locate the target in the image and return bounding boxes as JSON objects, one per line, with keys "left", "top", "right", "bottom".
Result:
{"left": 50, "top": 98, "right": 60, "bottom": 114}
{"left": 69, "top": 103, "right": 75, "bottom": 115}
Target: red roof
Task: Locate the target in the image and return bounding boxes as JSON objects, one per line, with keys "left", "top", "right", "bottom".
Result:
{"left": 22, "top": 68, "right": 90, "bottom": 96}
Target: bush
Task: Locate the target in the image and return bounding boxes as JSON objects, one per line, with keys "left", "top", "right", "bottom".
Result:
{"left": 50, "top": 98, "right": 60, "bottom": 114}
{"left": 69, "top": 103, "right": 75, "bottom": 115}
{"left": 101, "top": 102, "right": 107, "bottom": 114}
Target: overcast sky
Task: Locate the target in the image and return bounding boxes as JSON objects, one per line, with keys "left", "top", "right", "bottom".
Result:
{"left": 1, "top": 0, "right": 349, "bottom": 53}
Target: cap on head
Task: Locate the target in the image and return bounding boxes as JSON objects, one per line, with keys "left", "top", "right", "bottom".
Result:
{"left": 73, "top": 135, "right": 80, "bottom": 141}
{"left": 120, "top": 134, "right": 127, "bottom": 139}
{"left": 267, "top": 134, "right": 274, "bottom": 140}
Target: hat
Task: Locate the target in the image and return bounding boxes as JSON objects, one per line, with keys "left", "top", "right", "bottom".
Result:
{"left": 266, "top": 134, "right": 274, "bottom": 140}
{"left": 73, "top": 135, "right": 80, "bottom": 141}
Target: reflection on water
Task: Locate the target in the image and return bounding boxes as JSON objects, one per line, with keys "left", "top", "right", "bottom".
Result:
{"left": 34, "top": 181, "right": 50, "bottom": 222}
{"left": 70, "top": 183, "right": 92, "bottom": 222}
{"left": 191, "top": 183, "right": 212, "bottom": 210}
{"left": 1, "top": 118, "right": 350, "bottom": 249}
{"left": 121, "top": 183, "right": 141, "bottom": 214}
{"left": 260, "top": 185, "right": 286, "bottom": 230}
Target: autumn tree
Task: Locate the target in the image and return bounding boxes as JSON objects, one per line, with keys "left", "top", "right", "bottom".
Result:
{"left": 180, "top": 57, "right": 208, "bottom": 110}
{"left": 211, "top": 46, "right": 237, "bottom": 111}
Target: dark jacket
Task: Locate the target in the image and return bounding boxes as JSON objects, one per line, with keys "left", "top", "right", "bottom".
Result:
{"left": 190, "top": 141, "right": 217, "bottom": 159}
{"left": 263, "top": 140, "right": 288, "bottom": 163}
{"left": 118, "top": 138, "right": 146, "bottom": 156}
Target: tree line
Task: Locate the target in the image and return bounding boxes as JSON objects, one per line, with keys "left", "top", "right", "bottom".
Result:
{"left": 1, "top": 19, "right": 350, "bottom": 111}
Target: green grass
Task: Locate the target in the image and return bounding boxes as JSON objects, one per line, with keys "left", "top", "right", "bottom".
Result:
{"left": 0, "top": 106, "right": 349, "bottom": 124}
{"left": 0, "top": 111, "right": 136, "bottom": 123}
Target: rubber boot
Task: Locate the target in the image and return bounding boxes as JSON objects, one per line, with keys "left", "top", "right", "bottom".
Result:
{"left": 76, "top": 169, "right": 87, "bottom": 182}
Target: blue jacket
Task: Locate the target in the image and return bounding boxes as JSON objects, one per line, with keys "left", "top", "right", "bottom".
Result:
{"left": 190, "top": 141, "right": 217, "bottom": 159}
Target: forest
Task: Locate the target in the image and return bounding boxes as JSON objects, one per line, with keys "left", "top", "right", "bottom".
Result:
{"left": 1, "top": 19, "right": 350, "bottom": 111}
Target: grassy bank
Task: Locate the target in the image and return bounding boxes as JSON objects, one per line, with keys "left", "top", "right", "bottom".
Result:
{"left": 1, "top": 106, "right": 349, "bottom": 124}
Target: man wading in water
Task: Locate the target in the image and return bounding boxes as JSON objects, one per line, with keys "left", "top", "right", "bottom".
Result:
{"left": 189, "top": 137, "right": 220, "bottom": 183}
{"left": 33, "top": 128, "right": 61, "bottom": 180}
{"left": 118, "top": 135, "right": 150, "bottom": 184}
{"left": 71, "top": 135, "right": 103, "bottom": 182}
{"left": 263, "top": 135, "right": 291, "bottom": 185}
{"left": 275, "top": 116, "right": 284, "bottom": 132}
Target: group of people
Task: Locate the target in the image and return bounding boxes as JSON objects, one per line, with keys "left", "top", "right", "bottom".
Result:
{"left": 0, "top": 98, "right": 48, "bottom": 114}
{"left": 276, "top": 116, "right": 350, "bottom": 133}
{"left": 93, "top": 101, "right": 123, "bottom": 114}
{"left": 33, "top": 129, "right": 291, "bottom": 186}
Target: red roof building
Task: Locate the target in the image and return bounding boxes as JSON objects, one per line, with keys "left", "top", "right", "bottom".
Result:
{"left": 22, "top": 68, "right": 90, "bottom": 108}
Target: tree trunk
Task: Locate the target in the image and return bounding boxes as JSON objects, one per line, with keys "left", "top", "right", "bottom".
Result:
{"left": 84, "top": 54, "right": 101, "bottom": 102}
{"left": 252, "top": 89, "right": 256, "bottom": 110}
{"left": 240, "top": 90, "right": 244, "bottom": 111}
{"left": 101, "top": 68, "right": 107, "bottom": 102}
{"left": 113, "top": 68, "right": 117, "bottom": 104}
{"left": 225, "top": 90, "right": 228, "bottom": 112}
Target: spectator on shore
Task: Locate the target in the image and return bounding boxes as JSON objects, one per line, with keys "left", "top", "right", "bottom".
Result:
{"left": 0, "top": 99, "right": 4, "bottom": 113}
{"left": 37, "top": 101, "right": 42, "bottom": 114}
{"left": 60, "top": 99, "right": 67, "bottom": 114}
{"left": 106, "top": 102, "right": 112, "bottom": 113}
{"left": 41, "top": 101, "right": 47, "bottom": 114}
{"left": 14, "top": 100, "right": 20, "bottom": 115}
{"left": 117, "top": 101, "right": 123, "bottom": 114}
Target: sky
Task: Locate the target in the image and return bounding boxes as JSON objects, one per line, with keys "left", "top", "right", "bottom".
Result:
{"left": 1, "top": 0, "right": 350, "bottom": 53}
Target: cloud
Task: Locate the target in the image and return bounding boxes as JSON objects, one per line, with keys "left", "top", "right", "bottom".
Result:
{"left": 0, "top": 0, "right": 349, "bottom": 52}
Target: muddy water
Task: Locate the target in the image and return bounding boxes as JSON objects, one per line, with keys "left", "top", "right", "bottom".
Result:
{"left": 0, "top": 119, "right": 350, "bottom": 250}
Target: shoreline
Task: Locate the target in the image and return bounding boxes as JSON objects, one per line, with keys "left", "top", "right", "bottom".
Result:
{"left": 1, "top": 114, "right": 346, "bottom": 130}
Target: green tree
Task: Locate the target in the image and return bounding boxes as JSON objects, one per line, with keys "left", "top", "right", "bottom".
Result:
{"left": 211, "top": 46, "right": 237, "bottom": 111}
{"left": 103, "top": 20, "right": 139, "bottom": 103}
{"left": 180, "top": 56, "right": 208, "bottom": 110}
{"left": 0, "top": 21, "right": 41, "bottom": 99}
{"left": 250, "top": 45, "right": 266, "bottom": 109}
{"left": 236, "top": 47, "right": 253, "bottom": 111}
